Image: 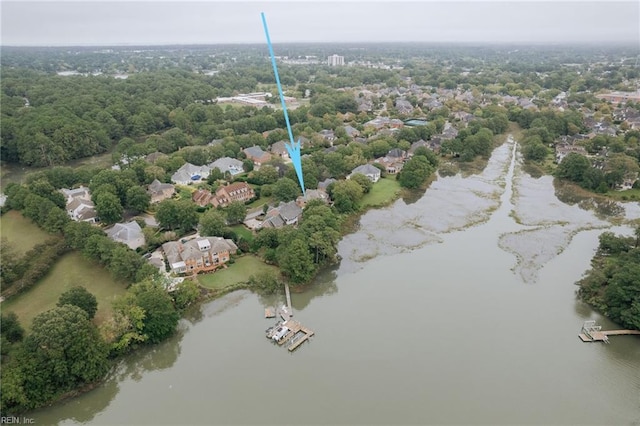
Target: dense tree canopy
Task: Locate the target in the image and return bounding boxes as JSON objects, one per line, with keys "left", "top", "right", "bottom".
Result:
{"left": 57, "top": 286, "right": 98, "bottom": 319}
{"left": 577, "top": 229, "right": 640, "bottom": 330}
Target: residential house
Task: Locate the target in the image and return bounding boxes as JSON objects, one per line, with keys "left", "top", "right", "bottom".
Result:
{"left": 171, "top": 163, "right": 211, "bottom": 185}
{"left": 213, "top": 182, "right": 255, "bottom": 207}
{"left": 261, "top": 201, "right": 303, "bottom": 228}
{"left": 387, "top": 148, "right": 407, "bottom": 161}
{"left": 441, "top": 122, "right": 459, "bottom": 140}
{"left": 555, "top": 144, "right": 588, "bottom": 164}
{"left": 192, "top": 189, "right": 216, "bottom": 207}
{"left": 162, "top": 236, "right": 238, "bottom": 274}
{"left": 145, "top": 152, "right": 168, "bottom": 164}
{"left": 395, "top": 98, "right": 414, "bottom": 115}
{"left": 243, "top": 146, "right": 272, "bottom": 167}
{"left": 270, "top": 141, "right": 290, "bottom": 159}
{"left": 318, "top": 178, "right": 337, "bottom": 192}
{"left": 193, "top": 182, "right": 255, "bottom": 208}
{"left": 209, "top": 157, "right": 244, "bottom": 176}
{"left": 60, "top": 186, "right": 98, "bottom": 223}
{"left": 105, "top": 221, "right": 145, "bottom": 250}
{"left": 348, "top": 164, "right": 381, "bottom": 183}
{"left": 408, "top": 140, "right": 430, "bottom": 157}
{"left": 319, "top": 129, "right": 336, "bottom": 144}
{"left": 147, "top": 179, "right": 175, "bottom": 203}
{"left": 296, "top": 189, "right": 330, "bottom": 208}
{"left": 343, "top": 125, "right": 361, "bottom": 139}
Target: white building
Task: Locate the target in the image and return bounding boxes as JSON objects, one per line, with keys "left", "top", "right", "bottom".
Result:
{"left": 328, "top": 54, "right": 345, "bottom": 66}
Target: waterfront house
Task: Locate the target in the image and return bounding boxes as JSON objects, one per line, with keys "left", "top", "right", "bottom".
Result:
{"left": 261, "top": 201, "right": 303, "bottom": 228}
{"left": 348, "top": 164, "right": 381, "bottom": 183}
{"left": 162, "top": 236, "right": 238, "bottom": 275}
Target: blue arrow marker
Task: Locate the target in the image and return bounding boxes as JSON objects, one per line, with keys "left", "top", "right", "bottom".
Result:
{"left": 261, "top": 12, "right": 306, "bottom": 196}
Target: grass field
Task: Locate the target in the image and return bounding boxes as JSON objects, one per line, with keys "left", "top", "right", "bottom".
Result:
{"left": 197, "top": 255, "right": 278, "bottom": 290}
{"left": 0, "top": 210, "right": 51, "bottom": 255}
{"left": 361, "top": 176, "right": 402, "bottom": 208}
{"left": 230, "top": 224, "right": 254, "bottom": 242}
{"left": 606, "top": 188, "right": 640, "bottom": 201}
{"left": 2, "top": 252, "right": 126, "bottom": 329}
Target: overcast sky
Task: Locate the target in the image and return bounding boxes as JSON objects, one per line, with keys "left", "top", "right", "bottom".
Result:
{"left": 1, "top": 1, "right": 639, "bottom": 46}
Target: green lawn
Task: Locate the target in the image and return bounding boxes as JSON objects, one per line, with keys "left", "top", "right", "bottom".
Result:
{"left": 246, "top": 196, "right": 273, "bottom": 210}
{"left": 606, "top": 188, "right": 640, "bottom": 201}
{"left": 0, "top": 210, "right": 51, "bottom": 255}
{"left": 361, "top": 176, "right": 402, "bottom": 208}
{"left": 2, "top": 252, "right": 126, "bottom": 330}
{"left": 230, "top": 224, "right": 254, "bottom": 242}
{"left": 197, "top": 255, "right": 279, "bottom": 290}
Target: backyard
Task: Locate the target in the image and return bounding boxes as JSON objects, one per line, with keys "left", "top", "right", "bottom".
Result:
{"left": 197, "top": 255, "right": 279, "bottom": 290}
{"left": 361, "top": 176, "right": 402, "bottom": 208}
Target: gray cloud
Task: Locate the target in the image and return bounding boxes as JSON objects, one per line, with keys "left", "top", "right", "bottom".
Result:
{"left": 1, "top": 1, "right": 638, "bottom": 46}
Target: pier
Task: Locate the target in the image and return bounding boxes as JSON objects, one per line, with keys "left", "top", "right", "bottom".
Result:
{"left": 578, "top": 320, "right": 640, "bottom": 343}
{"left": 284, "top": 282, "right": 293, "bottom": 317}
{"left": 263, "top": 283, "right": 314, "bottom": 352}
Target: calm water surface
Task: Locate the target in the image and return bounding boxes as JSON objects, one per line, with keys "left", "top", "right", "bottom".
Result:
{"left": 31, "top": 140, "right": 640, "bottom": 425}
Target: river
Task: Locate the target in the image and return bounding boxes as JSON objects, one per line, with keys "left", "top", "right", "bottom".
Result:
{"left": 30, "top": 138, "right": 640, "bottom": 425}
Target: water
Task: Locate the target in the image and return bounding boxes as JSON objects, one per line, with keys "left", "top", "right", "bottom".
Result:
{"left": 30, "top": 138, "right": 640, "bottom": 425}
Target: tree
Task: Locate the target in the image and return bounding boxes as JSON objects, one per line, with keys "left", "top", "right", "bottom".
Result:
{"left": 0, "top": 312, "right": 24, "bottom": 344}
{"left": 273, "top": 177, "right": 301, "bottom": 202}
{"left": 156, "top": 199, "right": 198, "bottom": 231}
{"left": 199, "top": 209, "right": 227, "bottom": 236}
{"left": 125, "top": 186, "right": 151, "bottom": 213}
{"left": 171, "top": 280, "right": 200, "bottom": 310}
{"left": 226, "top": 201, "right": 247, "bottom": 225}
{"left": 523, "top": 142, "right": 548, "bottom": 161}
{"left": 242, "top": 159, "right": 254, "bottom": 172}
{"left": 95, "top": 191, "right": 123, "bottom": 225}
{"left": 350, "top": 173, "right": 373, "bottom": 194}
{"left": 330, "top": 179, "right": 363, "bottom": 213}
{"left": 57, "top": 286, "right": 98, "bottom": 319}
{"left": 398, "top": 155, "right": 434, "bottom": 189}
{"left": 130, "top": 280, "right": 179, "bottom": 344}
{"left": 556, "top": 153, "right": 591, "bottom": 183}
{"left": 277, "top": 238, "right": 317, "bottom": 284}
{"left": 22, "top": 305, "right": 109, "bottom": 403}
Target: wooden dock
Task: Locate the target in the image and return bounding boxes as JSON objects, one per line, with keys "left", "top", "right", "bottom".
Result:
{"left": 284, "top": 282, "right": 293, "bottom": 317}
{"left": 264, "top": 307, "right": 275, "bottom": 318}
{"left": 579, "top": 321, "right": 640, "bottom": 343}
{"left": 266, "top": 319, "right": 314, "bottom": 351}
{"left": 277, "top": 320, "right": 314, "bottom": 351}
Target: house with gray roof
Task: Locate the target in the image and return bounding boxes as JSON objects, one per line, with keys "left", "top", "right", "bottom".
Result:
{"left": 243, "top": 146, "right": 272, "bottom": 167}
{"left": 147, "top": 179, "right": 175, "bottom": 203}
{"left": 209, "top": 157, "right": 244, "bottom": 176}
{"left": 343, "top": 125, "right": 361, "bottom": 139}
{"left": 296, "top": 189, "right": 329, "bottom": 208}
{"left": 162, "top": 236, "right": 238, "bottom": 274}
{"left": 318, "top": 178, "right": 337, "bottom": 192}
{"left": 171, "top": 163, "right": 211, "bottom": 185}
{"left": 105, "top": 221, "right": 145, "bottom": 250}
{"left": 269, "top": 141, "right": 290, "bottom": 159}
{"left": 261, "top": 201, "right": 303, "bottom": 229}
{"left": 60, "top": 186, "right": 98, "bottom": 223}
{"left": 348, "top": 164, "right": 381, "bottom": 183}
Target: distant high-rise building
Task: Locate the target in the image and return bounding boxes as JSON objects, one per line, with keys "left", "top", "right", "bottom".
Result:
{"left": 327, "top": 54, "right": 345, "bottom": 66}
